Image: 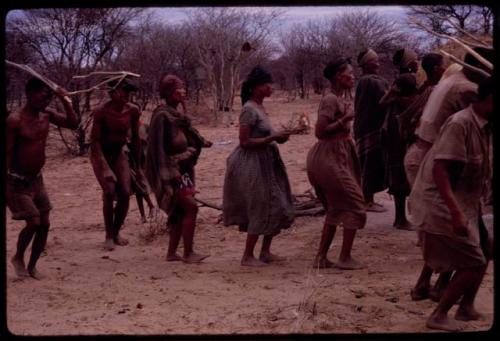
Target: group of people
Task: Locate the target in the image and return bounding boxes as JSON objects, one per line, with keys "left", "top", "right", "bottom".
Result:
{"left": 6, "top": 44, "right": 494, "bottom": 332}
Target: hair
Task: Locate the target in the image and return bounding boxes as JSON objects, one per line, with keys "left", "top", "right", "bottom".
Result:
{"left": 395, "top": 73, "right": 417, "bottom": 97}
{"left": 158, "top": 74, "right": 183, "bottom": 98}
{"left": 421, "top": 53, "right": 444, "bottom": 75}
{"left": 323, "top": 58, "right": 351, "bottom": 81}
{"left": 357, "top": 49, "right": 368, "bottom": 65}
{"left": 477, "top": 76, "right": 493, "bottom": 101}
{"left": 392, "top": 48, "right": 405, "bottom": 66}
{"left": 25, "top": 77, "right": 50, "bottom": 94}
{"left": 240, "top": 66, "right": 273, "bottom": 105}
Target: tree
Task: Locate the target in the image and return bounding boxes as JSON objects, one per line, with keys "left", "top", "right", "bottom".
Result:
{"left": 6, "top": 8, "right": 145, "bottom": 155}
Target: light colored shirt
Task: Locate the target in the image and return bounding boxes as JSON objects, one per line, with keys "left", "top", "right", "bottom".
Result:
{"left": 410, "top": 105, "right": 490, "bottom": 247}
{"left": 416, "top": 71, "right": 477, "bottom": 144}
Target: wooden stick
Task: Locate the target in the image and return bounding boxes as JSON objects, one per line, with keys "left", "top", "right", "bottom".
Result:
{"left": 73, "top": 71, "right": 141, "bottom": 79}
{"left": 6, "top": 60, "right": 60, "bottom": 91}
{"left": 439, "top": 50, "right": 491, "bottom": 77}
{"left": 409, "top": 19, "right": 493, "bottom": 71}
{"left": 194, "top": 198, "right": 222, "bottom": 210}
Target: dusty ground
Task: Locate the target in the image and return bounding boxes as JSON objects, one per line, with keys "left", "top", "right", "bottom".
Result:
{"left": 5, "top": 93, "right": 494, "bottom": 335}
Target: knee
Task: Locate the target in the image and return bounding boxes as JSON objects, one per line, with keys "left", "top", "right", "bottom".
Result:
{"left": 39, "top": 222, "right": 50, "bottom": 232}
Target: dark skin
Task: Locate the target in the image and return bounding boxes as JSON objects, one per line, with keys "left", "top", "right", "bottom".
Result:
{"left": 425, "top": 95, "right": 492, "bottom": 331}
{"left": 90, "top": 87, "right": 141, "bottom": 251}
{"left": 360, "top": 57, "right": 386, "bottom": 208}
{"left": 312, "top": 64, "right": 364, "bottom": 270}
{"left": 239, "top": 82, "right": 290, "bottom": 267}
{"left": 160, "top": 77, "right": 211, "bottom": 264}
{"left": 7, "top": 84, "right": 78, "bottom": 279}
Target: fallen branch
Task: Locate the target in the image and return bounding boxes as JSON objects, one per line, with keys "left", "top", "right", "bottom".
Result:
{"left": 195, "top": 198, "right": 222, "bottom": 210}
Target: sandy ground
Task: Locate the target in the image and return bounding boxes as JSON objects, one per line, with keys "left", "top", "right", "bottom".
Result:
{"left": 5, "top": 93, "right": 494, "bottom": 335}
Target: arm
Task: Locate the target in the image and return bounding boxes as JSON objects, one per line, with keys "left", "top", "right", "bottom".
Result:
{"left": 90, "top": 110, "right": 115, "bottom": 182}
{"left": 129, "top": 107, "right": 142, "bottom": 170}
{"left": 6, "top": 115, "right": 20, "bottom": 171}
{"left": 47, "top": 87, "right": 79, "bottom": 129}
{"left": 433, "top": 159, "right": 468, "bottom": 237}
{"left": 315, "top": 95, "right": 352, "bottom": 139}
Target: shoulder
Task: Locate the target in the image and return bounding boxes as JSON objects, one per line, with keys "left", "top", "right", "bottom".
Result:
{"left": 92, "top": 103, "right": 110, "bottom": 119}
{"left": 320, "top": 93, "right": 338, "bottom": 106}
{"left": 6, "top": 111, "right": 21, "bottom": 128}
{"left": 448, "top": 107, "right": 474, "bottom": 125}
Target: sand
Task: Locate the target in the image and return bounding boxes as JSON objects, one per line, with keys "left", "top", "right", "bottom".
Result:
{"left": 5, "top": 93, "right": 493, "bottom": 335}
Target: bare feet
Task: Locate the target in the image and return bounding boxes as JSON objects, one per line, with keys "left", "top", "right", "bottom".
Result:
{"left": 259, "top": 252, "right": 286, "bottom": 264}
{"left": 312, "top": 257, "right": 335, "bottom": 269}
{"left": 166, "top": 253, "right": 183, "bottom": 262}
{"left": 28, "top": 267, "right": 44, "bottom": 280}
{"left": 366, "top": 202, "right": 387, "bottom": 213}
{"left": 410, "top": 286, "right": 430, "bottom": 301}
{"left": 183, "top": 252, "right": 209, "bottom": 264}
{"left": 241, "top": 256, "right": 268, "bottom": 267}
{"left": 11, "top": 257, "right": 30, "bottom": 278}
{"left": 455, "top": 305, "right": 484, "bottom": 321}
{"left": 394, "top": 220, "right": 414, "bottom": 230}
{"left": 426, "top": 313, "right": 463, "bottom": 331}
{"left": 114, "top": 235, "right": 129, "bottom": 246}
{"left": 104, "top": 238, "right": 115, "bottom": 251}
{"left": 336, "top": 257, "right": 366, "bottom": 270}
{"left": 140, "top": 216, "right": 147, "bottom": 224}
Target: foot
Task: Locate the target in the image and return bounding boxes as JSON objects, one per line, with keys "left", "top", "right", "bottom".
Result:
{"left": 426, "top": 313, "right": 463, "bottom": 332}
{"left": 166, "top": 253, "right": 183, "bottom": 262}
{"left": 11, "top": 257, "right": 30, "bottom": 278}
{"left": 455, "top": 305, "right": 484, "bottom": 321}
{"left": 241, "top": 256, "right": 268, "bottom": 267}
{"left": 104, "top": 238, "right": 115, "bottom": 251}
{"left": 141, "top": 216, "right": 147, "bottom": 224}
{"left": 336, "top": 257, "right": 366, "bottom": 270}
{"left": 114, "top": 235, "right": 129, "bottom": 246}
{"left": 259, "top": 252, "right": 286, "bottom": 263}
{"left": 366, "top": 202, "right": 387, "bottom": 212}
{"left": 183, "top": 252, "right": 209, "bottom": 264}
{"left": 410, "top": 286, "right": 430, "bottom": 301}
{"left": 394, "top": 220, "right": 414, "bottom": 230}
{"left": 312, "top": 257, "right": 335, "bottom": 269}
{"left": 28, "top": 267, "right": 44, "bottom": 280}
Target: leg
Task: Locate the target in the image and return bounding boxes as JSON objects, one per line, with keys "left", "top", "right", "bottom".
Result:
{"left": 337, "top": 228, "right": 365, "bottom": 270}
{"left": 429, "top": 271, "right": 453, "bottom": 302}
{"left": 102, "top": 191, "right": 116, "bottom": 251}
{"left": 136, "top": 194, "right": 147, "bottom": 223}
{"left": 166, "top": 222, "right": 183, "bottom": 261}
{"left": 27, "top": 212, "right": 50, "bottom": 279}
{"left": 144, "top": 193, "right": 155, "bottom": 218}
{"left": 426, "top": 267, "right": 484, "bottom": 331}
{"left": 455, "top": 264, "right": 487, "bottom": 321}
{"left": 259, "top": 233, "right": 285, "bottom": 263}
{"left": 178, "top": 195, "right": 208, "bottom": 263}
{"left": 393, "top": 194, "right": 411, "bottom": 229}
{"left": 241, "top": 234, "right": 266, "bottom": 267}
{"left": 411, "top": 264, "right": 433, "bottom": 300}
{"left": 11, "top": 216, "right": 40, "bottom": 278}
{"left": 313, "top": 222, "right": 336, "bottom": 269}
{"left": 112, "top": 153, "right": 131, "bottom": 245}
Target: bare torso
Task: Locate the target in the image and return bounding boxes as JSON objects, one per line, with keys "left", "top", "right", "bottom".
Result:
{"left": 9, "top": 111, "right": 51, "bottom": 177}
{"left": 95, "top": 102, "right": 140, "bottom": 155}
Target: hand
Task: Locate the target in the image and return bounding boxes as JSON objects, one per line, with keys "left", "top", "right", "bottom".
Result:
{"left": 273, "top": 130, "right": 290, "bottom": 144}
{"left": 452, "top": 211, "right": 469, "bottom": 237}
{"left": 339, "top": 112, "right": 354, "bottom": 126}
{"left": 55, "top": 87, "right": 72, "bottom": 104}
{"left": 202, "top": 140, "right": 213, "bottom": 148}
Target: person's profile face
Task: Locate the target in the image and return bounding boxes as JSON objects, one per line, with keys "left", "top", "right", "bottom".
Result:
{"left": 337, "top": 64, "right": 354, "bottom": 89}
{"left": 255, "top": 83, "right": 273, "bottom": 98}
{"left": 171, "top": 84, "right": 186, "bottom": 103}
{"left": 29, "top": 86, "right": 53, "bottom": 110}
